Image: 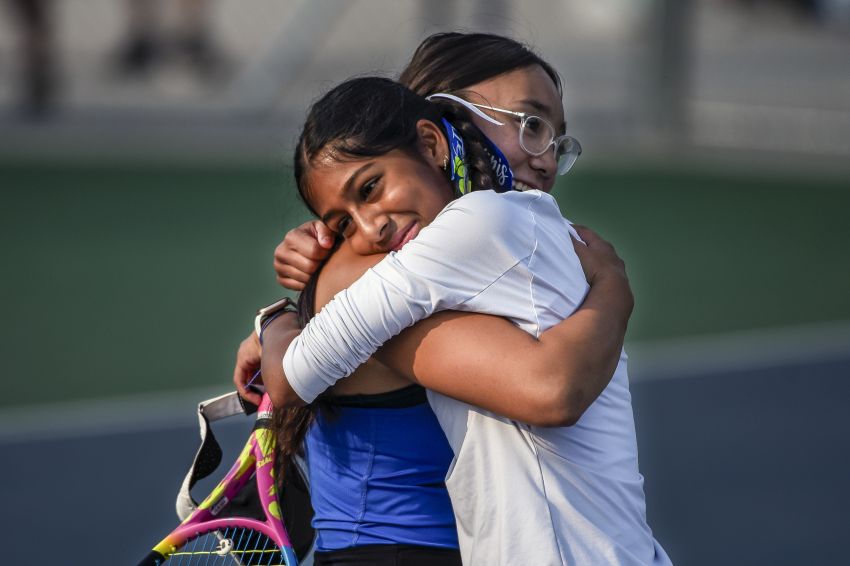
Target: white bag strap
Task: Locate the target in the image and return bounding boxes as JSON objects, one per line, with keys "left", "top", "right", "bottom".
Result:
{"left": 175, "top": 391, "right": 248, "bottom": 520}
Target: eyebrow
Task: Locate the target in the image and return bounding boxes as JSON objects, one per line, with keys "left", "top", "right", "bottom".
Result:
{"left": 519, "top": 98, "right": 549, "bottom": 115}
{"left": 518, "top": 98, "right": 567, "bottom": 133}
{"left": 320, "top": 161, "right": 372, "bottom": 225}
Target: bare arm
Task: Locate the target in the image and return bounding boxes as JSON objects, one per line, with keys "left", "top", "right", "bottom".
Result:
{"left": 257, "top": 311, "right": 304, "bottom": 408}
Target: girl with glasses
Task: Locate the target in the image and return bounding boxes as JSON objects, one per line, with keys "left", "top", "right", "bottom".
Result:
{"left": 243, "top": 74, "right": 671, "bottom": 565}
{"left": 273, "top": 32, "right": 581, "bottom": 291}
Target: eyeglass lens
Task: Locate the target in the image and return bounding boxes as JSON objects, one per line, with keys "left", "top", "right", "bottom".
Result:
{"left": 555, "top": 138, "right": 580, "bottom": 175}
{"left": 519, "top": 116, "right": 555, "bottom": 155}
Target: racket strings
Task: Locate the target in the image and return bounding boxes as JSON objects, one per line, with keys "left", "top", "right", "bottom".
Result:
{"left": 167, "top": 526, "right": 285, "bottom": 565}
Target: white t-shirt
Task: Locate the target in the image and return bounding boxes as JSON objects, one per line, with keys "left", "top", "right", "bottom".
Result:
{"left": 284, "top": 190, "right": 672, "bottom": 566}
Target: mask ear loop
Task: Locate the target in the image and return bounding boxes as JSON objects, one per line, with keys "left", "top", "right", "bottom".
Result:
{"left": 426, "top": 93, "right": 505, "bottom": 126}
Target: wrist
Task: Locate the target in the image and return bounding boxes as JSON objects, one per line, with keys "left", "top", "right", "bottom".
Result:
{"left": 255, "top": 297, "right": 298, "bottom": 345}
{"left": 260, "top": 310, "right": 300, "bottom": 346}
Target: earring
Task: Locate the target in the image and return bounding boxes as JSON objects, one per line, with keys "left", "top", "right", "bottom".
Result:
{"left": 442, "top": 154, "right": 449, "bottom": 171}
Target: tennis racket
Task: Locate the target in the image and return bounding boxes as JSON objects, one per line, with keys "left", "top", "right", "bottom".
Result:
{"left": 137, "top": 392, "right": 299, "bottom": 565}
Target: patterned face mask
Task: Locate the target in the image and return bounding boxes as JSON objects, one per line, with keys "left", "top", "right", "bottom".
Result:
{"left": 481, "top": 132, "right": 514, "bottom": 193}
{"left": 441, "top": 118, "right": 473, "bottom": 197}
{"left": 431, "top": 92, "right": 579, "bottom": 179}
{"left": 440, "top": 118, "right": 514, "bottom": 196}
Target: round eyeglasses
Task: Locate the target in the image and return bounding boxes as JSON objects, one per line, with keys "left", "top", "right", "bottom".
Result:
{"left": 426, "top": 93, "right": 582, "bottom": 175}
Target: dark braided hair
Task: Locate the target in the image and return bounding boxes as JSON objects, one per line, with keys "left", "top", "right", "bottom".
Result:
{"left": 432, "top": 99, "right": 497, "bottom": 193}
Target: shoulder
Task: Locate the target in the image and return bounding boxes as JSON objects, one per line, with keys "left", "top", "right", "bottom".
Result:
{"left": 316, "top": 244, "right": 385, "bottom": 310}
{"left": 422, "top": 190, "right": 540, "bottom": 245}
{"left": 387, "top": 190, "right": 539, "bottom": 280}
{"left": 439, "top": 189, "right": 542, "bottom": 222}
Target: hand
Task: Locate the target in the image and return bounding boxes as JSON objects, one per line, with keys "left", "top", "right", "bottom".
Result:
{"left": 274, "top": 220, "right": 336, "bottom": 290}
{"left": 571, "top": 224, "right": 628, "bottom": 286}
{"left": 571, "top": 224, "right": 634, "bottom": 323}
{"left": 233, "top": 331, "right": 262, "bottom": 406}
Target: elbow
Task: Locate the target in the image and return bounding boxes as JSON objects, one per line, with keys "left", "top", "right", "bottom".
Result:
{"left": 532, "top": 404, "right": 582, "bottom": 428}
{"left": 266, "top": 380, "right": 305, "bottom": 409}
{"left": 261, "top": 360, "right": 306, "bottom": 410}
{"left": 266, "top": 383, "right": 303, "bottom": 410}
{"left": 527, "top": 378, "right": 590, "bottom": 427}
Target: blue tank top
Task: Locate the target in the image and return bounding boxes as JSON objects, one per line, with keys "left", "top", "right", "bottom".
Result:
{"left": 306, "top": 385, "right": 458, "bottom": 551}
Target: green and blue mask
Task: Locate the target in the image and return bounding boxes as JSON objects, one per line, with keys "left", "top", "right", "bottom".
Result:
{"left": 441, "top": 118, "right": 514, "bottom": 196}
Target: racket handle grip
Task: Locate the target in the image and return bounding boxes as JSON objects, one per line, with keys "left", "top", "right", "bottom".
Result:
{"left": 239, "top": 395, "right": 259, "bottom": 416}
{"left": 136, "top": 550, "right": 166, "bottom": 565}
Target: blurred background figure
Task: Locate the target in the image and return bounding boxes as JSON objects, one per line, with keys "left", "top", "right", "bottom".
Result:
{"left": 733, "top": 0, "right": 850, "bottom": 28}
{"left": 5, "top": 0, "right": 56, "bottom": 117}
{"left": 111, "top": 0, "right": 228, "bottom": 82}
{"left": 817, "top": 0, "right": 850, "bottom": 29}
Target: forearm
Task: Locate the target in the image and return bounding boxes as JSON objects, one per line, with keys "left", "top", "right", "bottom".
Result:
{"left": 259, "top": 312, "right": 306, "bottom": 409}
{"left": 368, "top": 271, "right": 632, "bottom": 427}
{"left": 282, "top": 264, "right": 440, "bottom": 402}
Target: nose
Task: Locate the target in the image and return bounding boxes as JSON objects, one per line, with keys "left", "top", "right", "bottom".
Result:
{"left": 351, "top": 206, "right": 390, "bottom": 252}
{"left": 528, "top": 147, "right": 556, "bottom": 181}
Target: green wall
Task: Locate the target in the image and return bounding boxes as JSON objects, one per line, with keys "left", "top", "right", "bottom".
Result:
{"left": 3, "top": 160, "right": 848, "bottom": 407}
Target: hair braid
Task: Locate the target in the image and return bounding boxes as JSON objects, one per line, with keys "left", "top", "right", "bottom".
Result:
{"left": 432, "top": 100, "right": 500, "bottom": 192}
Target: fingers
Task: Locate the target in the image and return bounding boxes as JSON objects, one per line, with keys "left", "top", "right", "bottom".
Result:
{"left": 277, "top": 276, "right": 306, "bottom": 291}
{"left": 233, "top": 333, "right": 263, "bottom": 406}
{"left": 572, "top": 224, "right": 618, "bottom": 256}
{"left": 310, "top": 220, "right": 336, "bottom": 249}
{"left": 571, "top": 224, "right": 602, "bottom": 246}
{"left": 570, "top": 233, "right": 594, "bottom": 282}
{"left": 569, "top": 224, "right": 626, "bottom": 284}
{"left": 273, "top": 221, "right": 334, "bottom": 290}
{"left": 275, "top": 253, "right": 322, "bottom": 285}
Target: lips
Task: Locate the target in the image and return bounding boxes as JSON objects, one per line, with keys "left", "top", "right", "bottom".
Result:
{"left": 388, "top": 221, "right": 420, "bottom": 252}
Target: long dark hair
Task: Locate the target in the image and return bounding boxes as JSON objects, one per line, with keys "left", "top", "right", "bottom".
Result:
{"left": 293, "top": 76, "right": 502, "bottom": 211}
{"left": 399, "top": 32, "right": 562, "bottom": 98}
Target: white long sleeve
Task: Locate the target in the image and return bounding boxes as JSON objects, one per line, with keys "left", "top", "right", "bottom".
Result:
{"left": 283, "top": 189, "right": 670, "bottom": 565}
{"left": 282, "top": 190, "right": 538, "bottom": 403}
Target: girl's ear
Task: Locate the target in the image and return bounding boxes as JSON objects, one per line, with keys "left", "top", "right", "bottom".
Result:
{"left": 415, "top": 119, "right": 450, "bottom": 169}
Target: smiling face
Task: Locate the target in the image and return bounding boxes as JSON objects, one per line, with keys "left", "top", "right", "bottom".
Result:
{"left": 302, "top": 121, "right": 454, "bottom": 256}
{"left": 459, "top": 64, "right": 565, "bottom": 193}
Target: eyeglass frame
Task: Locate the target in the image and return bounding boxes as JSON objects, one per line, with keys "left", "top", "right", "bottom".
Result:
{"left": 426, "top": 92, "right": 582, "bottom": 174}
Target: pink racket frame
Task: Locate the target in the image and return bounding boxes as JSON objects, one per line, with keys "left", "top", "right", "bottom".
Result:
{"left": 147, "top": 394, "right": 299, "bottom": 565}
